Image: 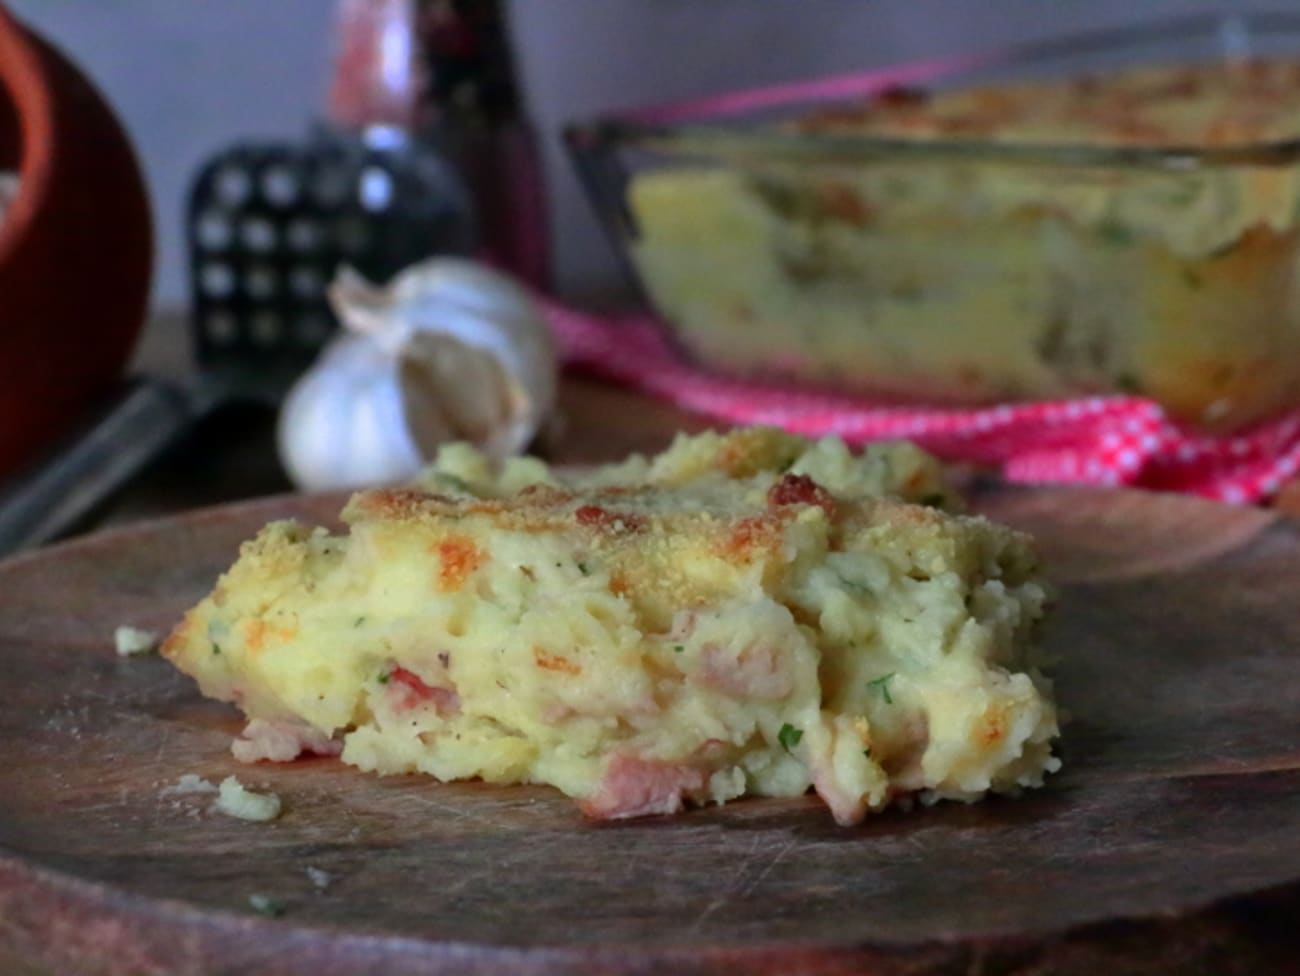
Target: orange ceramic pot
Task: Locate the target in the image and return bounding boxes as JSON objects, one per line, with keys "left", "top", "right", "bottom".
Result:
{"left": 0, "top": 3, "right": 152, "bottom": 479}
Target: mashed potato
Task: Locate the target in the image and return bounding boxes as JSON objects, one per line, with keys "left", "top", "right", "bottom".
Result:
{"left": 163, "top": 428, "right": 1059, "bottom": 825}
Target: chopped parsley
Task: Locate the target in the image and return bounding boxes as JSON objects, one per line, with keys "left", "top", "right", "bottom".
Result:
{"left": 863, "top": 747, "right": 873, "bottom": 758}
{"left": 1097, "top": 220, "right": 1134, "bottom": 246}
{"left": 867, "top": 672, "right": 896, "bottom": 704}
{"left": 248, "top": 894, "right": 285, "bottom": 917}
{"left": 211, "top": 642, "right": 221, "bottom": 657}
{"left": 673, "top": 645, "right": 685, "bottom": 653}
{"left": 777, "top": 723, "right": 803, "bottom": 752}
{"left": 577, "top": 561, "right": 591, "bottom": 576}
{"left": 919, "top": 493, "right": 946, "bottom": 509}
{"left": 835, "top": 571, "right": 871, "bottom": 595}
{"left": 354, "top": 616, "right": 366, "bottom": 627}
{"left": 377, "top": 671, "right": 391, "bottom": 685}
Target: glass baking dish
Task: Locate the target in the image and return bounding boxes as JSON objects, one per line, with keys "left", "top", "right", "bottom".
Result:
{"left": 566, "top": 13, "right": 1300, "bottom": 432}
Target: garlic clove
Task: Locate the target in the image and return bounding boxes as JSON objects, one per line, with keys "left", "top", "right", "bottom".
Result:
{"left": 399, "top": 332, "right": 513, "bottom": 454}
{"left": 379, "top": 259, "right": 556, "bottom": 428}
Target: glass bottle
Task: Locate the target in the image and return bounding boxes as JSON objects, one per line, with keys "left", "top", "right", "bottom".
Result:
{"left": 418, "top": 0, "right": 550, "bottom": 290}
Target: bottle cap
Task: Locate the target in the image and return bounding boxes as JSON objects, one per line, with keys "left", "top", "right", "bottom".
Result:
{"left": 327, "top": 0, "right": 423, "bottom": 131}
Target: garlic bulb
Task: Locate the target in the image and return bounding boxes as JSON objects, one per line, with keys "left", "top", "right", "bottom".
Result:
{"left": 277, "top": 258, "right": 557, "bottom": 492}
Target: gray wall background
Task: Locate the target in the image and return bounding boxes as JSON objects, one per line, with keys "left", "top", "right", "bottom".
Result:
{"left": 6, "top": 0, "right": 1280, "bottom": 307}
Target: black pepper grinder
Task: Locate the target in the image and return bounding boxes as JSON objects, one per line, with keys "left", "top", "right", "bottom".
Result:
{"left": 186, "top": 0, "right": 478, "bottom": 382}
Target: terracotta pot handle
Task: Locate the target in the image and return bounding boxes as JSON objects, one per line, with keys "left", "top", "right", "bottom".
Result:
{"left": 0, "top": 3, "right": 153, "bottom": 479}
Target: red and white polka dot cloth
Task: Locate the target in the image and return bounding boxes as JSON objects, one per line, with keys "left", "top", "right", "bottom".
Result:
{"left": 543, "top": 301, "right": 1300, "bottom": 505}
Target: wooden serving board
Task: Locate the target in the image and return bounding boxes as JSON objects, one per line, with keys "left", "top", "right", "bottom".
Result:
{"left": 1, "top": 487, "right": 1299, "bottom": 975}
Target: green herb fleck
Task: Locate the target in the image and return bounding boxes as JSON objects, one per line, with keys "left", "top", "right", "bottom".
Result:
{"left": 863, "top": 747, "right": 873, "bottom": 758}
{"left": 673, "top": 645, "right": 685, "bottom": 653}
{"left": 920, "top": 493, "right": 946, "bottom": 509}
{"left": 377, "top": 671, "right": 391, "bottom": 685}
{"left": 867, "top": 672, "right": 896, "bottom": 705}
{"left": 778, "top": 723, "right": 803, "bottom": 752}
{"left": 1097, "top": 220, "right": 1134, "bottom": 246}
{"left": 577, "top": 561, "right": 591, "bottom": 576}
{"left": 248, "top": 894, "right": 285, "bottom": 918}
{"left": 211, "top": 642, "right": 221, "bottom": 657}
{"left": 354, "top": 616, "right": 366, "bottom": 627}
{"left": 835, "top": 571, "right": 871, "bottom": 596}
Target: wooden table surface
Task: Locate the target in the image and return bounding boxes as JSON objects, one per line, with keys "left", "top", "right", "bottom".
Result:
{"left": 5, "top": 413, "right": 1300, "bottom": 975}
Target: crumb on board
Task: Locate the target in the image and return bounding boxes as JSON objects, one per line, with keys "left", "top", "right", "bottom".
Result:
{"left": 248, "top": 894, "right": 286, "bottom": 917}
{"left": 114, "top": 625, "right": 159, "bottom": 656}
{"left": 215, "top": 776, "right": 282, "bottom": 822}
{"left": 305, "top": 866, "right": 333, "bottom": 891}
{"left": 159, "top": 774, "right": 219, "bottom": 797}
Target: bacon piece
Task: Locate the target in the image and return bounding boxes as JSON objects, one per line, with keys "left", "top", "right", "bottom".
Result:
{"left": 231, "top": 718, "right": 342, "bottom": 764}
{"left": 579, "top": 755, "right": 707, "bottom": 820}
{"left": 767, "top": 473, "right": 836, "bottom": 517}
{"left": 388, "top": 666, "right": 460, "bottom": 714}
{"left": 575, "top": 504, "right": 647, "bottom": 533}
{"left": 720, "top": 515, "right": 780, "bottom": 561}
{"left": 542, "top": 702, "right": 576, "bottom": 723}
{"left": 697, "top": 643, "right": 793, "bottom": 700}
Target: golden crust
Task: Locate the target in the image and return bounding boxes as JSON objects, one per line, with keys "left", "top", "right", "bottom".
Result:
{"left": 799, "top": 60, "right": 1300, "bottom": 148}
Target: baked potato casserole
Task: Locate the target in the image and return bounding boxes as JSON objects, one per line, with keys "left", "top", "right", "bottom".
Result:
{"left": 163, "top": 428, "right": 1060, "bottom": 825}
{"left": 626, "top": 61, "right": 1300, "bottom": 429}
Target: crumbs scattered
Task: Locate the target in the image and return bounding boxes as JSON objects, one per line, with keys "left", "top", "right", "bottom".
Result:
{"left": 248, "top": 894, "right": 286, "bottom": 917}
{"left": 159, "top": 774, "right": 219, "bottom": 797}
{"left": 305, "top": 866, "right": 333, "bottom": 891}
{"left": 215, "top": 777, "right": 282, "bottom": 822}
{"left": 114, "top": 625, "right": 159, "bottom": 656}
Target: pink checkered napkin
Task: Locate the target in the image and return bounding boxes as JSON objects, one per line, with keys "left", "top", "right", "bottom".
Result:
{"left": 542, "top": 301, "right": 1300, "bottom": 505}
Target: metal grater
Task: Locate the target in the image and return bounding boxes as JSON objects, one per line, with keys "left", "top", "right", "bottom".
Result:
{"left": 186, "top": 126, "right": 475, "bottom": 403}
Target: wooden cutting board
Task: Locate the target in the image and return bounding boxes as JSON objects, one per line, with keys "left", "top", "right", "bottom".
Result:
{"left": 1, "top": 487, "right": 1298, "bottom": 976}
